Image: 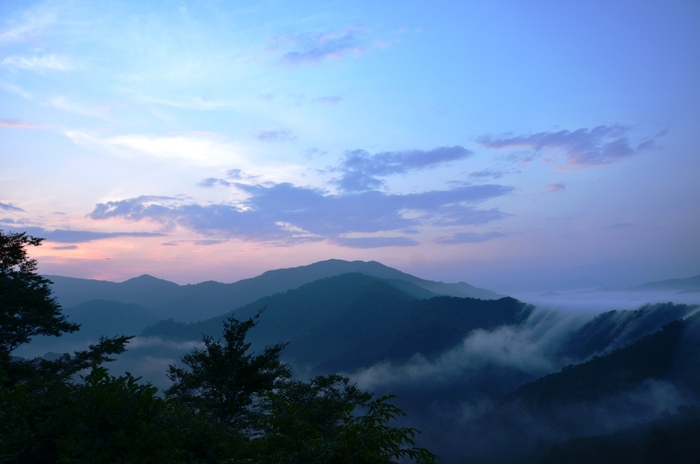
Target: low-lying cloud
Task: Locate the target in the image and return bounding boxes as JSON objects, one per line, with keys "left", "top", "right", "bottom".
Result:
{"left": 350, "top": 307, "right": 585, "bottom": 391}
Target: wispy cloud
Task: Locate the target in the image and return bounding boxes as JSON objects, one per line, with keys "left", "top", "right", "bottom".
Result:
{"left": 337, "top": 146, "right": 473, "bottom": 192}
{"left": 0, "top": 118, "right": 44, "bottom": 129}
{"left": 547, "top": 182, "right": 566, "bottom": 193}
{"left": 0, "top": 202, "right": 25, "bottom": 212}
{"left": 4, "top": 226, "right": 167, "bottom": 244}
{"left": 1, "top": 54, "right": 72, "bottom": 71}
{"left": 332, "top": 236, "right": 419, "bottom": 248}
{"left": 468, "top": 168, "right": 518, "bottom": 179}
{"left": 255, "top": 129, "right": 296, "bottom": 142}
{"left": 161, "top": 239, "right": 227, "bottom": 247}
{"left": 478, "top": 125, "right": 659, "bottom": 167}
{"left": 65, "top": 131, "right": 247, "bottom": 166}
{"left": 52, "top": 245, "right": 79, "bottom": 250}
{"left": 199, "top": 169, "right": 259, "bottom": 188}
{"left": 0, "top": 4, "right": 56, "bottom": 44}
{"left": 133, "top": 93, "right": 235, "bottom": 111}
{"left": 49, "top": 97, "right": 108, "bottom": 118}
{"left": 198, "top": 178, "right": 232, "bottom": 188}
{"left": 607, "top": 223, "right": 634, "bottom": 229}
{"left": 88, "top": 181, "right": 512, "bottom": 247}
{"left": 436, "top": 231, "right": 507, "bottom": 244}
{"left": 273, "top": 27, "right": 375, "bottom": 66}
{"left": 313, "top": 95, "right": 342, "bottom": 105}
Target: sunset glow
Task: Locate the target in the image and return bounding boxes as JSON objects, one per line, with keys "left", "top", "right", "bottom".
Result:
{"left": 1, "top": 1, "right": 698, "bottom": 288}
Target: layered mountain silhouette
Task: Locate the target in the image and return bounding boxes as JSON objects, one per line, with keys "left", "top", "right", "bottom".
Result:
{"left": 47, "top": 259, "right": 503, "bottom": 322}
{"left": 142, "top": 272, "right": 531, "bottom": 372}
{"left": 628, "top": 274, "right": 700, "bottom": 293}
{"left": 29, "top": 262, "right": 700, "bottom": 464}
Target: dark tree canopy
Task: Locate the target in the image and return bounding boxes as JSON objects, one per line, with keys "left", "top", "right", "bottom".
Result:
{"left": 166, "top": 311, "right": 436, "bottom": 463}
{"left": 0, "top": 229, "right": 436, "bottom": 463}
{"left": 166, "top": 310, "right": 291, "bottom": 429}
{"left": 0, "top": 230, "right": 79, "bottom": 356}
{"left": 0, "top": 230, "right": 131, "bottom": 386}
{"left": 257, "top": 375, "right": 437, "bottom": 464}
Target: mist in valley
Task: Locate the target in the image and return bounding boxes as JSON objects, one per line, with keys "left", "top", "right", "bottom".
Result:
{"left": 15, "top": 268, "right": 700, "bottom": 463}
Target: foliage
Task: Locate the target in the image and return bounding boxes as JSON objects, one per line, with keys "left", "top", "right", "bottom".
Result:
{"left": 2, "top": 334, "right": 134, "bottom": 387}
{"left": 166, "top": 310, "right": 291, "bottom": 430}
{"left": 0, "top": 366, "right": 232, "bottom": 463}
{"left": 166, "top": 312, "right": 436, "bottom": 463}
{"left": 0, "top": 230, "right": 131, "bottom": 387}
{"left": 0, "top": 231, "right": 78, "bottom": 358}
{"left": 0, "top": 230, "right": 436, "bottom": 463}
{"left": 255, "top": 375, "right": 437, "bottom": 463}
{"left": 143, "top": 273, "right": 531, "bottom": 373}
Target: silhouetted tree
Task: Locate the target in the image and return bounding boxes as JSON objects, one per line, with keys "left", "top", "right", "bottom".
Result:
{"left": 167, "top": 311, "right": 436, "bottom": 463}
{"left": 0, "top": 230, "right": 131, "bottom": 386}
{"left": 257, "top": 374, "right": 437, "bottom": 463}
{"left": 0, "top": 230, "right": 436, "bottom": 463}
{"left": 166, "top": 310, "right": 291, "bottom": 431}
{"left": 0, "top": 231, "right": 78, "bottom": 357}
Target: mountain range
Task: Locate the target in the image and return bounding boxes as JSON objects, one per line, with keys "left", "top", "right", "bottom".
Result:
{"left": 21, "top": 260, "right": 700, "bottom": 463}
{"left": 47, "top": 259, "right": 503, "bottom": 322}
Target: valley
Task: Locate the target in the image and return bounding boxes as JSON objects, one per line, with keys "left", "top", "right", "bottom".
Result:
{"left": 16, "top": 259, "right": 700, "bottom": 463}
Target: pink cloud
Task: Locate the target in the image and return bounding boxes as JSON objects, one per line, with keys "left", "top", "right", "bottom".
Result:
{"left": 547, "top": 182, "right": 566, "bottom": 193}
{"left": 0, "top": 118, "right": 44, "bottom": 128}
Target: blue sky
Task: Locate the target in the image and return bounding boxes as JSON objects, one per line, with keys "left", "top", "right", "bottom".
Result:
{"left": 1, "top": 0, "right": 699, "bottom": 286}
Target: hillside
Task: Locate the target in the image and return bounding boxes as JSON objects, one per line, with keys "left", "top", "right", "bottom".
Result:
{"left": 47, "top": 259, "right": 503, "bottom": 322}
{"left": 628, "top": 274, "right": 700, "bottom": 293}
{"left": 556, "top": 302, "right": 698, "bottom": 362}
{"left": 533, "top": 405, "right": 700, "bottom": 464}
{"left": 141, "top": 272, "right": 529, "bottom": 372}
{"left": 504, "top": 319, "right": 687, "bottom": 407}
{"left": 29, "top": 264, "right": 700, "bottom": 464}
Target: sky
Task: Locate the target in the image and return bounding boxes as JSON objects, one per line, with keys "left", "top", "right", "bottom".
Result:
{"left": 1, "top": 0, "right": 699, "bottom": 287}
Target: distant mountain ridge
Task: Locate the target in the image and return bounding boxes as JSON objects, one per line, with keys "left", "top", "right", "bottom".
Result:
{"left": 26, "top": 262, "right": 700, "bottom": 464}
{"left": 47, "top": 259, "right": 504, "bottom": 322}
{"left": 628, "top": 274, "right": 700, "bottom": 293}
{"left": 141, "top": 271, "right": 531, "bottom": 373}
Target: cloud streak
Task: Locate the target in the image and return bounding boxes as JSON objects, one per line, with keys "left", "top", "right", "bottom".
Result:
{"left": 0, "top": 202, "right": 25, "bottom": 212}
{"left": 478, "top": 125, "right": 658, "bottom": 167}
{"left": 331, "top": 236, "right": 420, "bottom": 248}
{"left": 547, "top": 182, "right": 566, "bottom": 193}
{"left": 0, "top": 118, "right": 44, "bottom": 129}
{"left": 276, "top": 28, "right": 368, "bottom": 66}
{"left": 313, "top": 95, "right": 341, "bottom": 105}
{"left": 3, "top": 226, "right": 166, "bottom": 244}
{"left": 88, "top": 181, "right": 513, "bottom": 246}
{"left": 255, "top": 129, "right": 296, "bottom": 142}
{"left": 436, "top": 231, "right": 507, "bottom": 244}
{"left": 350, "top": 307, "right": 582, "bottom": 391}
{"left": 337, "top": 146, "right": 473, "bottom": 192}
{"left": 1, "top": 54, "right": 72, "bottom": 71}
